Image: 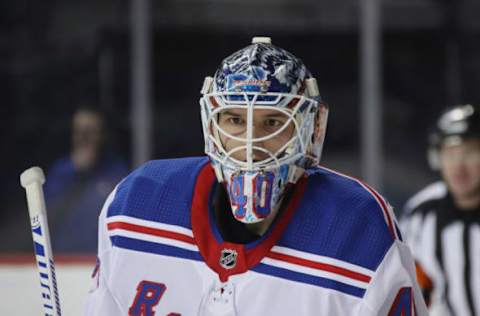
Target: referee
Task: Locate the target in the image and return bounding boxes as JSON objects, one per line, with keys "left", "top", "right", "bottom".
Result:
{"left": 402, "top": 104, "right": 480, "bottom": 316}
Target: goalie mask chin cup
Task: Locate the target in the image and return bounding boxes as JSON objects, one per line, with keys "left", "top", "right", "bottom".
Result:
{"left": 200, "top": 37, "right": 328, "bottom": 224}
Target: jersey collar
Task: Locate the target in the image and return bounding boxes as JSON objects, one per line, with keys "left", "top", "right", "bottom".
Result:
{"left": 191, "top": 163, "right": 308, "bottom": 282}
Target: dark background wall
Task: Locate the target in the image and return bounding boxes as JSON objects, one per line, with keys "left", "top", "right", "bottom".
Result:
{"left": 1, "top": 0, "right": 480, "bottom": 251}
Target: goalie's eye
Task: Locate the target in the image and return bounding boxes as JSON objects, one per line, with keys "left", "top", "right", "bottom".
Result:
{"left": 228, "top": 116, "right": 245, "bottom": 126}
{"left": 264, "top": 118, "right": 284, "bottom": 129}
{"left": 217, "top": 111, "right": 247, "bottom": 135}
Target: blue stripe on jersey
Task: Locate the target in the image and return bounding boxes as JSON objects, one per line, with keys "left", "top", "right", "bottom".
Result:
{"left": 278, "top": 167, "right": 394, "bottom": 272}
{"left": 106, "top": 158, "right": 394, "bottom": 276}
{"left": 107, "top": 157, "right": 209, "bottom": 229}
{"left": 111, "top": 236, "right": 203, "bottom": 262}
{"left": 252, "top": 263, "right": 366, "bottom": 298}
{"left": 395, "top": 223, "right": 403, "bottom": 242}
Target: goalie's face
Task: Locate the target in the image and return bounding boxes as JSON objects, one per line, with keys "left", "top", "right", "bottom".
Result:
{"left": 216, "top": 107, "right": 295, "bottom": 165}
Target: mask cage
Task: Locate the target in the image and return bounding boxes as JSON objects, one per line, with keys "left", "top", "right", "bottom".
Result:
{"left": 200, "top": 91, "right": 321, "bottom": 172}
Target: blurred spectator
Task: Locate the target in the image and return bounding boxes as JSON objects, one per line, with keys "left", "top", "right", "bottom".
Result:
{"left": 401, "top": 104, "right": 480, "bottom": 316}
{"left": 44, "top": 106, "right": 129, "bottom": 253}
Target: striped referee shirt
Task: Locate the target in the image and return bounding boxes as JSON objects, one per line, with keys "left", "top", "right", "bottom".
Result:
{"left": 402, "top": 181, "right": 480, "bottom": 316}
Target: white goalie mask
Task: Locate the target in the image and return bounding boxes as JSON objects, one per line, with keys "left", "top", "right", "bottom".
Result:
{"left": 200, "top": 37, "right": 328, "bottom": 224}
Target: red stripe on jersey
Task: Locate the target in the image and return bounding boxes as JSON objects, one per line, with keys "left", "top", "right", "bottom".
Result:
{"left": 267, "top": 251, "right": 371, "bottom": 283}
{"left": 107, "top": 222, "right": 195, "bottom": 245}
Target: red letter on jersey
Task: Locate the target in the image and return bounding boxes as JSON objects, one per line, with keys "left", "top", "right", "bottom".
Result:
{"left": 388, "top": 287, "right": 416, "bottom": 316}
{"left": 129, "top": 281, "right": 166, "bottom": 316}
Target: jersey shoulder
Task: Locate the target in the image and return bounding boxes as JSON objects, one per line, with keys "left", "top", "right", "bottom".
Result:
{"left": 280, "top": 166, "right": 399, "bottom": 271}
{"left": 403, "top": 181, "right": 447, "bottom": 216}
{"left": 106, "top": 156, "right": 209, "bottom": 228}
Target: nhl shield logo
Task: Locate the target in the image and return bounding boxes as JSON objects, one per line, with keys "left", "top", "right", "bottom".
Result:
{"left": 219, "top": 249, "right": 238, "bottom": 270}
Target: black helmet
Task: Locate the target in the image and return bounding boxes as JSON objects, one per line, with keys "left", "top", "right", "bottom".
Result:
{"left": 429, "top": 104, "right": 480, "bottom": 147}
{"left": 428, "top": 104, "right": 480, "bottom": 169}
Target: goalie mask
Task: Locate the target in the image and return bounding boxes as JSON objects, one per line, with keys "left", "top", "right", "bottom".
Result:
{"left": 200, "top": 37, "right": 328, "bottom": 224}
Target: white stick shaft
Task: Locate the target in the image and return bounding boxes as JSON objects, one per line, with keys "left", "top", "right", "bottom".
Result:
{"left": 25, "top": 182, "right": 47, "bottom": 217}
{"left": 21, "top": 167, "right": 62, "bottom": 316}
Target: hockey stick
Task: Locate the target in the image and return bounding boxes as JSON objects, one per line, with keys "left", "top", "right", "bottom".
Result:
{"left": 20, "top": 167, "right": 62, "bottom": 316}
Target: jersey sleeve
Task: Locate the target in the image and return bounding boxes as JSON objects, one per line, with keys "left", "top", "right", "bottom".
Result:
{"left": 358, "top": 239, "right": 429, "bottom": 315}
{"left": 356, "top": 185, "right": 428, "bottom": 315}
{"left": 82, "top": 186, "right": 123, "bottom": 316}
{"left": 400, "top": 208, "right": 422, "bottom": 256}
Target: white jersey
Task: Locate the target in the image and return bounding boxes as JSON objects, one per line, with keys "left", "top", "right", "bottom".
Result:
{"left": 402, "top": 181, "right": 480, "bottom": 316}
{"left": 84, "top": 157, "right": 427, "bottom": 315}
